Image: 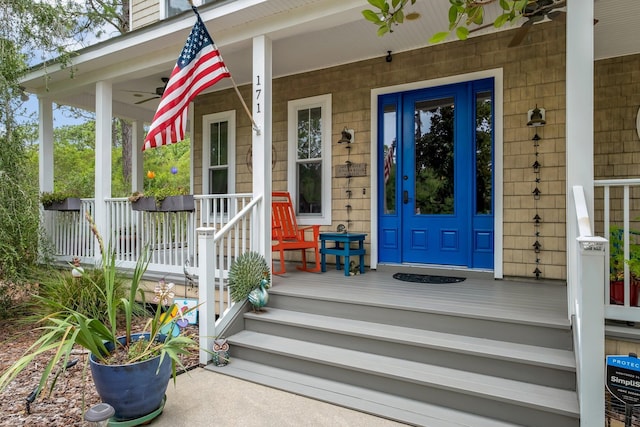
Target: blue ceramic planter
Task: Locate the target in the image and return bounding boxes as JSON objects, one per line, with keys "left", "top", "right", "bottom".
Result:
{"left": 89, "top": 333, "right": 171, "bottom": 421}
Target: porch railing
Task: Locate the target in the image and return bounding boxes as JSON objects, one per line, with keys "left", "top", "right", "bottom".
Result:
{"left": 42, "top": 198, "right": 96, "bottom": 260}
{"left": 197, "top": 194, "right": 263, "bottom": 364}
{"left": 44, "top": 194, "right": 252, "bottom": 277}
{"left": 594, "top": 178, "right": 640, "bottom": 322}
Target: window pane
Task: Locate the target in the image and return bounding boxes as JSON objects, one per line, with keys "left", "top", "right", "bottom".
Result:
{"left": 166, "top": 0, "right": 223, "bottom": 18}
{"left": 219, "top": 121, "right": 228, "bottom": 166}
{"left": 297, "top": 162, "right": 322, "bottom": 214}
{"left": 209, "top": 169, "right": 227, "bottom": 195}
{"left": 383, "top": 104, "right": 396, "bottom": 214}
{"left": 475, "top": 90, "right": 493, "bottom": 215}
{"left": 297, "top": 107, "right": 322, "bottom": 160}
{"left": 209, "top": 169, "right": 228, "bottom": 214}
{"left": 210, "top": 122, "right": 228, "bottom": 167}
{"left": 414, "top": 97, "right": 455, "bottom": 215}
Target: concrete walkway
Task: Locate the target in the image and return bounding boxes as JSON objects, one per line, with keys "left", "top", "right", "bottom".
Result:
{"left": 151, "top": 368, "right": 406, "bottom": 426}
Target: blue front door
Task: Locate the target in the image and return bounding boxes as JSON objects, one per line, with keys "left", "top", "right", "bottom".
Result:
{"left": 378, "top": 79, "right": 494, "bottom": 269}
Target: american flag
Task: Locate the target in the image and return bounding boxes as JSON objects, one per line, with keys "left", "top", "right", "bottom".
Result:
{"left": 143, "top": 8, "right": 230, "bottom": 150}
{"left": 383, "top": 141, "right": 395, "bottom": 184}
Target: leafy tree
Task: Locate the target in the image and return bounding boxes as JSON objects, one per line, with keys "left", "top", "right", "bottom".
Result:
{"left": 362, "top": 0, "right": 544, "bottom": 43}
{"left": 0, "top": 0, "right": 89, "bottom": 286}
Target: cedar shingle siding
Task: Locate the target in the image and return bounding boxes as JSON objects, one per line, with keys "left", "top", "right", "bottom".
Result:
{"left": 195, "top": 20, "right": 571, "bottom": 280}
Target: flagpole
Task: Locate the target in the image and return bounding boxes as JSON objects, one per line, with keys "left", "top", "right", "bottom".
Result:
{"left": 230, "top": 75, "right": 261, "bottom": 135}
{"left": 188, "top": 1, "right": 261, "bottom": 135}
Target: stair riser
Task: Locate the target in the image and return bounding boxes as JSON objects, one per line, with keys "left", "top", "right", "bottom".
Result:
{"left": 268, "top": 294, "right": 572, "bottom": 350}
{"left": 244, "top": 317, "right": 576, "bottom": 390}
{"left": 230, "top": 345, "right": 578, "bottom": 427}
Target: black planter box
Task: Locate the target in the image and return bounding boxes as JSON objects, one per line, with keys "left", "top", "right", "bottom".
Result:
{"left": 43, "top": 197, "right": 81, "bottom": 211}
{"left": 131, "top": 195, "right": 194, "bottom": 212}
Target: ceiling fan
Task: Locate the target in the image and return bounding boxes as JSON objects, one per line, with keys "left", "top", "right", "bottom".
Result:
{"left": 131, "top": 77, "right": 169, "bottom": 105}
{"left": 508, "top": 0, "right": 566, "bottom": 47}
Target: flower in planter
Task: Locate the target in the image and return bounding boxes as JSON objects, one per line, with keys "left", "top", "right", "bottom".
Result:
{"left": 129, "top": 187, "right": 192, "bottom": 210}
{"left": 154, "top": 280, "right": 175, "bottom": 306}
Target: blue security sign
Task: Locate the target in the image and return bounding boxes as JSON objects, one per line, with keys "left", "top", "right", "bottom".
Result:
{"left": 607, "top": 355, "right": 640, "bottom": 405}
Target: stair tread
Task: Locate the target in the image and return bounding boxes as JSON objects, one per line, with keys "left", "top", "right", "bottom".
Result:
{"left": 245, "top": 308, "right": 576, "bottom": 371}
{"left": 229, "top": 330, "right": 579, "bottom": 417}
{"left": 207, "top": 359, "right": 523, "bottom": 427}
{"left": 269, "top": 283, "right": 570, "bottom": 329}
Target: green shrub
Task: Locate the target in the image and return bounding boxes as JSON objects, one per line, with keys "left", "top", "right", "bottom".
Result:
{"left": 31, "top": 263, "right": 144, "bottom": 324}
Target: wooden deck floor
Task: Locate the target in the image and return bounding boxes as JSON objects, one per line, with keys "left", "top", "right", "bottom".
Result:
{"left": 272, "top": 266, "right": 570, "bottom": 328}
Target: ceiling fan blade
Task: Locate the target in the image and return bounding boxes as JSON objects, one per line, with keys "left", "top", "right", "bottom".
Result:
{"left": 135, "top": 96, "right": 159, "bottom": 105}
{"left": 122, "top": 90, "right": 157, "bottom": 95}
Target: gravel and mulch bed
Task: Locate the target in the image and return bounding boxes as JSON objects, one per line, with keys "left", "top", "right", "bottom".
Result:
{"left": 0, "top": 316, "right": 200, "bottom": 427}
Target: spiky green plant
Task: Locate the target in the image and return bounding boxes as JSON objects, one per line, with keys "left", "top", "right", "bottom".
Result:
{"left": 0, "top": 213, "right": 199, "bottom": 396}
{"left": 228, "top": 252, "right": 271, "bottom": 303}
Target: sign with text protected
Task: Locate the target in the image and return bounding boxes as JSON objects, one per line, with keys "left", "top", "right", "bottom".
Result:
{"left": 607, "top": 355, "right": 640, "bottom": 405}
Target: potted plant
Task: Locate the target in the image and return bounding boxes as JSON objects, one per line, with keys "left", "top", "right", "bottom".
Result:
{"left": 0, "top": 213, "right": 198, "bottom": 422}
{"left": 228, "top": 251, "right": 271, "bottom": 312}
{"left": 40, "top": 191, "right": 82, "bottom": 211}
{"left": 610, "top": 225, "right": 640, "bottom": 306}
{"left": 129, "top": 187, "right": 194, "bottom": 212}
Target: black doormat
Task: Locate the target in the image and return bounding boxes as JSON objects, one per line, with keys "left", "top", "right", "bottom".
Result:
{"left": 392, "top": 272, "right": 466, "bottom": 284}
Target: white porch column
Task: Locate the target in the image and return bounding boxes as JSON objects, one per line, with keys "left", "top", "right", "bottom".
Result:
{"left": 566, "top": 2, "right": 603, "bottom": 427}
{"left": 38, "top": 98, "right": 54, "bottom": 193}
{"left": 197, "top": 227, "right": 216, "bottom": 365}
{"left": 131, "top": 120, "right": 145, "bottom": 192}
{"left": 252, "top": 35, "right": 272, "bottom": 263}
{"left": 566, "top": 0, "right": 595, "bottom": 308}
{"left": 95, "top": 81, "right": 113, "bottom": 254}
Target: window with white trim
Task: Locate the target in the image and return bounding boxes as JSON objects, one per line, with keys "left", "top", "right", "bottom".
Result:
{"left": 162, "top": 0, "right": 225, "bottom": 19}
{"left": 287, "top": 94, "right": 332, "bottom": 226}
{"left": 202, "top": 111, "right": 235, "bottom": 214}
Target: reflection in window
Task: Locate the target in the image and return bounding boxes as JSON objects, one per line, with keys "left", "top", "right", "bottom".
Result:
{"left": 296, "top": 107, "right": 323, "bottom": 215}
{"left": 414, "top": 97, "right": 455, "bottom": 215}
{"left": 383, "top": 104, "right": 396, "bottom": 214}
{"left": 475, "top": 91, "right": 493, "bottom": 215}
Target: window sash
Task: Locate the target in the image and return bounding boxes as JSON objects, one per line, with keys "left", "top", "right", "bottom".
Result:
{"left": 287, "top": 95, "right": 332, "bottom": 226}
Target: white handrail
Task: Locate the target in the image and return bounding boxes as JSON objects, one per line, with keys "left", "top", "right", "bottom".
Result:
{"left": 197, "top": 194, "right": 263, "bottom": 363}
{"left": 212, "top": 195, "right": 262, "bottom": 242}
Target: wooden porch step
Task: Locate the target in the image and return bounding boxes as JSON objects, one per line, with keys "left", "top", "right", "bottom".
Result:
{"left": 268, "top": 289, "right": 573, "bottom": 350}
{"left": 206, "top": 359, "right": 522, "bottom": 427}
{"left": 224, "top": 331, "right": 580, "bottom": 426}
{"left": 244, "top": 308, "right": 576, "bottom": 389}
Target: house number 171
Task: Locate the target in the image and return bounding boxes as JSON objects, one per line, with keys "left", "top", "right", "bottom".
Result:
{"left": 255, "top": 75, "right": 261, "bottom": 114}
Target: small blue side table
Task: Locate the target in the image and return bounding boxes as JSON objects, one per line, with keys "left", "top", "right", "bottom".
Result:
{"left": 319, "top": 233, "right": 367, "bottom": 276}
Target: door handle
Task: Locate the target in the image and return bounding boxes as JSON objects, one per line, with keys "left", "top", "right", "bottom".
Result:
{"left": 403, "top": 190, "right": 409, "bottom": 204}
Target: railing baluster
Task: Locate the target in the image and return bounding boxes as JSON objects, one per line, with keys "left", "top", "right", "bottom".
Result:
{"left": 595, "top": 179, "right": 640, "bottom": 322}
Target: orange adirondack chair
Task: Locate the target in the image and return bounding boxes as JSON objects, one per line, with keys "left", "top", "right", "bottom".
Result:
{"left": 271, "top": 191, "right": 321, "bottom": 275}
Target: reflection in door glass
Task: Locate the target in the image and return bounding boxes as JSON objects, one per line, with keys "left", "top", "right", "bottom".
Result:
{"left": 476, "top": 91, "right": 493, "bottom": 215}
{"left": 414, "top": 97, "right": 455, "bottom": 215}
{"left": 383, "top": 104, "right": 396, "bottom": 214}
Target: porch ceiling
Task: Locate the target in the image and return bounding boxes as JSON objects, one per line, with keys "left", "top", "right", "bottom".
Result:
{"left": 20, "top": 0, "right": 640, "bottom": 121}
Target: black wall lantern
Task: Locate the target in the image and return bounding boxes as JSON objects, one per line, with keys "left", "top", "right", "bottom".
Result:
{"left": 337, "top": 127, "right": 354, "bottom": 144}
